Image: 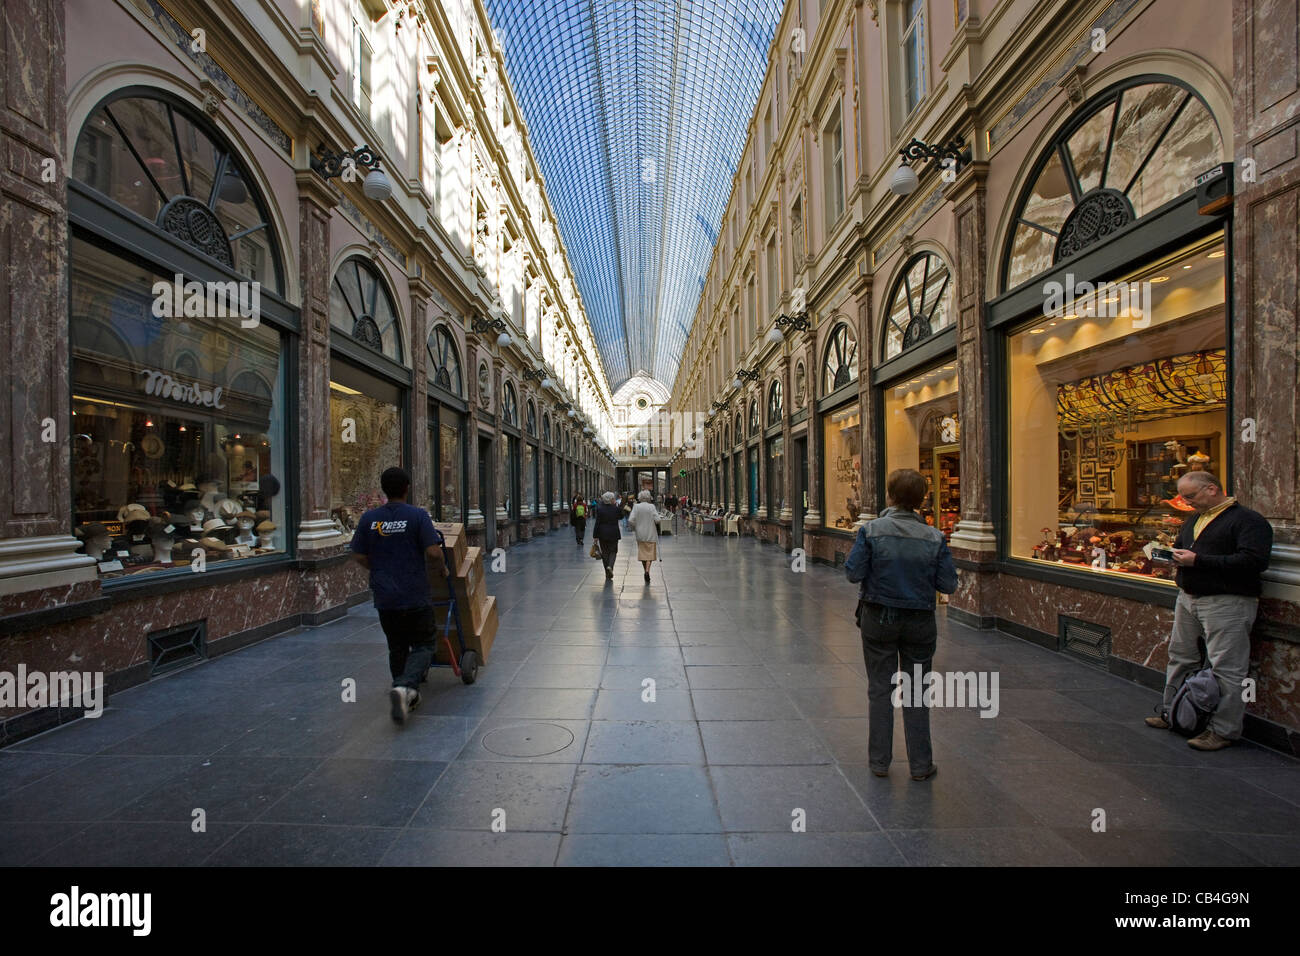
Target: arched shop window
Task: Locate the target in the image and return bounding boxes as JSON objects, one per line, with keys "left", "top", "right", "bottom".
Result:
{"left": 331, "top": 257, "right": 403, "bottom": 361}
{"left": 73, "top": 91, "right": 284, "bottom": 294}
{"left": 501, "top": 381, "right": 519, "bottom": 427}
{"left": 749, "top": 400, "right": 760, "bottom": 437}
{"left": 768, "top": 379, "right": 783, "bottom": 426}
{"left": 999, "top": 76, "right": 1229, "bottom": 584}
{"left": 822, "top": 322, "right": 858, "bottom": 394}
{"left": 329, "top": 256, "right": 406, "bottom": 523}
{"left": 883, "top": 252, "right": 954, "bottom": 361}
{"left": 733, "top": 414, "right": 742, "bottom": 447}
{"left": 1002, "top": 78, "right": 1223, "bottom": 291}
{"left": 69, "top": 90, "right": 290, "bottom": 581}
{"left": 526, "top": 401, "right": 537, "bottom": 437}
{"left": 427, "top": 324, "right": 462, "bottom": 396}
{"left": 543, "top": 414, "right": 551, "bottom": 445}
{"left": 425, "top": 323, "right": 464, "bottom": 522}
{"left": 524, "top": 400, "right": 538, "bottom": 516}
{"left": 821, "top": 322, "right": 861, "bottom": 531}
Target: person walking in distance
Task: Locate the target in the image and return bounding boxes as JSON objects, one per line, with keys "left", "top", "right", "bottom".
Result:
{"left": 592, "top": 491, "right": 624, "bottom": 581}
{"left": 1144, "top": 470, "right": 1273, "bottom": 750}
{"left": 571, "top": 494, "right": 588, "bottom": 546}
{"left": 628, "top": 490, "right": 660, "bottom": 584}
{"left": 845, "top": 469, "right": 958, "bottom": 781}
{"left": 351, "top": 467, "right": 446, "bottom": 724}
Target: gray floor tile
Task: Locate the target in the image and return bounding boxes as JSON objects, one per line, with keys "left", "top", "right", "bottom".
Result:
{"left": 565, "top": 765, "right": 721, "bottom": 833}
{"left": 557, "top": 833, "right": 730, "bottom": 866}
{"left": 840, "top": 759, "right": 1043, "bottom": 829}
{"left": 582, "top": 720, "right": 706, "bottom": 764}
{"left": 1051, "top": 828, "right": 1263, "bottom": 866}
{"left": 727, "top": 831, "right": 905, "bottom": 866}
{"left": 380, "top": 829, "right": 561, "bottom": 866}
{"left": 691, "top": 688, "right": 801, "bottom": 720}
{"left": 256, "top": 758, "right": 448, "bottom": 827}
{"left": 408, "top": 761, "right": 577, "bottom": 831}
{"left": 31, "top": 821, "right": 245, "bottom": 866}
{"left": 111, "top": 755, "right": 322, "bottom": 822}
{"left": 207, "top": 823, "right": 401, "bottom": 866}
{"left": 0, "top": 754, "right": 195, "bottom": 822}
{"left": 685, "top": 665, "right": 776, "bottom": 689}
{"left": 710, "top": 765, "right": 878, "bottom": 832}
{"left": 699, "top": 720, "right": 834, "bottom": 765}
{"left": 592, "top": 688, "right": 696, "bottom": 721}
{"left": 888, "top": 827, "right": 1091, "bottom": 865}
{"left": 488, "top": 687, "right": 597, "bottom": 720}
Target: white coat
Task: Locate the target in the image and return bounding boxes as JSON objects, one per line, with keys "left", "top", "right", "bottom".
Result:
{"left": 629, "top": 502, "right": 660, "bottom": 543}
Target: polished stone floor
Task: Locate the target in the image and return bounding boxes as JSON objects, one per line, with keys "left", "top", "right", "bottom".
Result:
{"left": 3, "top": 521, "right": 1298, "bottom": 866}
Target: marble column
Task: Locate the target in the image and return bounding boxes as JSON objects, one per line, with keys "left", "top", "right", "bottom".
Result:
{"left": 493, "top": 364, "right": 508, "bottom": 531}
{"left": 946, "top": 161, "right": 998, "bottom": 622}
{"left": 778, "top": 356, "right": 794, "bottom": 525}
{"left": 803, "top": 337, "right": 822, "bottom": 529}
{"left": 853, "top": 267, "right": 878, "bottom": 524}
{"left": 755, "top": 382, "right": 768, "bottom": 520}
{"left": 0, "top": 0, "right": 96, "bottom": 603}
{"left": 464, "top": 335, "right": 484, "bottom": 530}
{"left": 1233, "top": 0, "right": 1300, "bottom": 648}
{"left": 293, "top": 171, "right": 343, "bottom": 550}
{"left": 408, "top": 269, "right": 433, "bottom": 513}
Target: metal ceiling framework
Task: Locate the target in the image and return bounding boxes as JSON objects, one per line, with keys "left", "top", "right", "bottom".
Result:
{"left": 484, "top": 0, "right": 782, "bottom": 392}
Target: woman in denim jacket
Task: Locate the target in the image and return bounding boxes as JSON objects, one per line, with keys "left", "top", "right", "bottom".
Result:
{"left": 845, "top": 469, "right": 958, "bottom": 781}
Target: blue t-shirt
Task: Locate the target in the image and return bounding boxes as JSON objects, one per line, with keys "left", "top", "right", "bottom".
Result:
{"left": 350, "top": 502, "right": 444, "bottom": 610}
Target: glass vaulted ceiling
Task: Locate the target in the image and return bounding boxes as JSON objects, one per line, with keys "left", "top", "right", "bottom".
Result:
{"left": 484, "top": 0, "right": 783, "bottom": 392}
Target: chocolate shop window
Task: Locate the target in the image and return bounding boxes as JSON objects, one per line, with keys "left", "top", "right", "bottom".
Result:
{"left": 69, "top": 239, "right": 288, "bottom": 578}
{"left": 1008, "top": 234, "right": 1227, "bottom": 582}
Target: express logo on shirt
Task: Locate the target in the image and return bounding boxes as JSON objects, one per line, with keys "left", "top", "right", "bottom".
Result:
{"left": 371, "top": 520, "right": 409, "bottom": 536}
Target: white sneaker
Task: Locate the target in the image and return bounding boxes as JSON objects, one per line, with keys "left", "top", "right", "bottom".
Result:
{"left": 390, "top": 686, "right": 409, "bottom": 723}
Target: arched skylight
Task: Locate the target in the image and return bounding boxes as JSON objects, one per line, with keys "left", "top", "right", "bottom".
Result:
{"left": 485, "top": 0, "right": 783, "bottom": 391}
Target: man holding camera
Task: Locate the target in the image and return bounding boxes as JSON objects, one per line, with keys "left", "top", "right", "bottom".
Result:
{"left": 1144, "top": 471, "right": 1272, "bottom": 750}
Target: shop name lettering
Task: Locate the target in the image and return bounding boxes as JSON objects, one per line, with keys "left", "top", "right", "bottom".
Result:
{"left": 140, "top": 369, "right": 226, "bottom": 409}
{"left": 1043, "top": 275, "right": 1153, "bottom": 328}
{"left": 151, "top": 274, "right": 260, "bottom": 328}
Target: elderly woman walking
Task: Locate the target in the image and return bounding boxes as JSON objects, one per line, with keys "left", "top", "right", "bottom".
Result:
{"left": 592, "top": 491, "right": 624, "bottom": 581}
{"left": 628, "top": 490, "right": 660, "bottom": 584}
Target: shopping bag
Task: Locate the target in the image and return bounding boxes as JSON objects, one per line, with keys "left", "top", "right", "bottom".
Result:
{"left": 590, "top": 542, "right": 602, "bottom": 559}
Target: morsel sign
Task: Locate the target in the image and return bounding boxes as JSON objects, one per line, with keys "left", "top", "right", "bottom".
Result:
{"left": 139, "top": 368, "right": 226, "bottom": 409}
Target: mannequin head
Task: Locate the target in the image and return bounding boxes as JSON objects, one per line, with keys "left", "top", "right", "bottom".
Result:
{"left": 77, "top": 523, "right": 112, "bottom": 561}
{"left": 182, "top": 498, "right": 205, "bottom": 527}
{"left": 255, "top": 519, "right": 277, "bottom": 548}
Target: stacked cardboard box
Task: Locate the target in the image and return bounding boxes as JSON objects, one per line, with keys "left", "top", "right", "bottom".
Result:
{"left": 427, "top": 524, "right": 497, "bottom": 664}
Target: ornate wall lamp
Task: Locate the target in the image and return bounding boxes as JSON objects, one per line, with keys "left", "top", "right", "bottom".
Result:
{"left": 766, "top": 310, "right": 812, "bottom": 344}
{"left": 310, "top": 144, "right": 393, "bottom": 201}
{"left": 888, "top": 136, "right": 972, "bottom": 196}
{"left": 731, "top": 368, "right": 759, "bottom": 389}
{"left": 471, "top": 313, "right": 512, "bottom": 348}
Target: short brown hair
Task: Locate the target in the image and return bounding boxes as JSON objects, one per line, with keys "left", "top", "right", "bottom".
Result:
{"left": 887, "top": 468, "right": 928, "bottom": 511}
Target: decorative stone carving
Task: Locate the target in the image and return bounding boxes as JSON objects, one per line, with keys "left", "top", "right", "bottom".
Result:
{"left": 1055, "top": 188, "right": 1134, "bottom": 262}
{"left": 157, "top": 197, "right": 233, "bottom": 266}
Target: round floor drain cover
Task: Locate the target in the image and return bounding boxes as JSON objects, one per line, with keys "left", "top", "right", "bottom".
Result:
{"left": 481, "top": 723, "right": 575, "bottom": 757}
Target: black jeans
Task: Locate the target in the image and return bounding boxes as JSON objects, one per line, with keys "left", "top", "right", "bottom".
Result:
{"left": 573, "top": 516, "right": 586, "bottom": 542}
{"left": 859, "top": 601, "right": 938, "bottom": 775}
{"left": 598, "top": 538, "right": 618, "bottom": 571}
{"left": 378, "top": 605, "right": 435, "bottom": 691}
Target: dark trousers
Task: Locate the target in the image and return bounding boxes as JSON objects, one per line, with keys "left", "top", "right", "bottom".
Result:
{"left": 573, "top": 516, "right": 586, "bottom": 542}
{"left": 859, "top": 601, "right": 937, "bottom": 775}
{"left": 377, "top": 606, "right": 435, "bottom": 691}
{"left": 598, "top": 538, "right": 618, "bottom": 571}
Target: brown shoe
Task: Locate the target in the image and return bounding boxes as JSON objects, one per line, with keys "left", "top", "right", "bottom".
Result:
{"left": 1188, "top": 730, "right": 1232, "bottom": 751}
{"left": 910, "top": 764, "right": 939, "bottom": 782}
{"left": 1144, "top": 715, "right": 1170, "bottom": 729}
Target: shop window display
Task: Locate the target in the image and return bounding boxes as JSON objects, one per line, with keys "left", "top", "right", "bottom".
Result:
{"left": 884, "top": 362, "right": 960, "bottom": 537}
{"left": 768, "top": 436, "right": 785, "bottom": 516}
{"left": 329, "top": 373, "right": 401, "bottom": 533}
{"left": 823, "top": 404, "right": 862, "bottom": 529}
{"left": 70, "top": 239, "right": 287, "bottom": 577}
{"left": 1009, "top": 234, "right": 1226, "bottom": 581}
{"left": 883, "top": 253, "right": 953, "bottom": 360}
